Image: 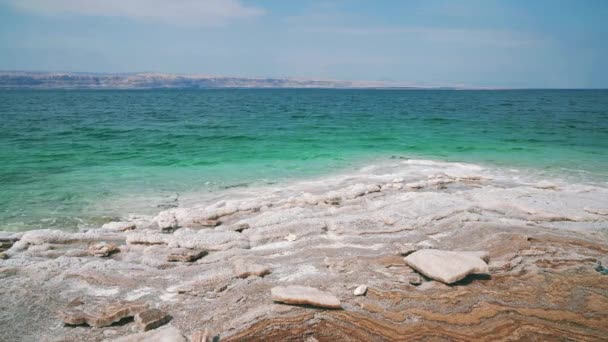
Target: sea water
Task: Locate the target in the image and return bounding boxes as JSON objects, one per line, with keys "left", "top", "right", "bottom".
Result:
{"left": 1, "top": 89, "right": 607, "bottom": 231}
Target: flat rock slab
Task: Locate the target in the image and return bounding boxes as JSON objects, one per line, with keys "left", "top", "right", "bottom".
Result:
{"left": 135, "top": 308, "right": 171, "bottom": 331}
{"left": 167, "top": 248, "right": 207, "bottom": 262}
{"left": 404, "top": 249, "right": 490, "bottom": 284}
{"left": 233, "top": 260, "right": 271, "bottom": 278}
{"left": 58, "top": 300, "right": 148, "bottom": 328}
{"left": 271, "top": 285, "right": 341, "bottom": 309}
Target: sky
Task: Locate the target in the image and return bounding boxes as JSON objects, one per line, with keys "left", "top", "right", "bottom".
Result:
{"left": 0, "top": 0, "right": 606, "bottom": 88}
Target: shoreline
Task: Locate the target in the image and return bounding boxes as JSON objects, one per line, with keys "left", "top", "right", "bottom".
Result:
{"left": 3, "top": 155, "right": 607, "bottom": 233}
{"left": 1, "top": 158, "right": 608, "bottom": 340}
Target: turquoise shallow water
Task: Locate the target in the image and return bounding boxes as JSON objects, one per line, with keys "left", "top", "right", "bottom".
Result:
{"left": 1, "top": 89, "right": 607, "bottom": 231}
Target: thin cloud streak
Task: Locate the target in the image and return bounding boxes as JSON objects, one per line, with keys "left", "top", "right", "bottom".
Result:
{"left": 4, "top": 0, "right": 265, "bottom": 26}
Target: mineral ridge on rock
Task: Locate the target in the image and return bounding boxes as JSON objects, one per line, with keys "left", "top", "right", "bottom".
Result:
{"left": 404, "top": 249, "right": 490, "bottom": 284}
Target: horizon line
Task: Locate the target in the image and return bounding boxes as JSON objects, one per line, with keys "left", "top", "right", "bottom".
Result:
{"left": 1, "top": 70, "right": 607, "bottom": 90}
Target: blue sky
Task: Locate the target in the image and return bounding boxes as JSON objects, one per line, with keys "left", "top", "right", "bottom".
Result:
{"left": 0, "top": 0, "right": 606, "bottom": 88}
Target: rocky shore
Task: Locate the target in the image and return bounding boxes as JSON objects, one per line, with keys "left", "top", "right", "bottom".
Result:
{"left": 1, "top": 159, "right": 607, "bottom": 341}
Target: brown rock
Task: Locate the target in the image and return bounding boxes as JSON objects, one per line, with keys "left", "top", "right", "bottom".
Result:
{"left": 57, "top": 300, "right": 148, "bottom": 327}
{"left": 88, "top": 242, "right": 119, "bottom": 257}
{"left": 271, "top": 285, "right": 341, "bottom": 309}
{"left": 233, "top": 259, "right": 271, "bottom": 278}
{"left": 134, "top": 308, "right": 171, "bottom": 331}
{"left": 167, "top": 248, "right": 207, "bottom": 262}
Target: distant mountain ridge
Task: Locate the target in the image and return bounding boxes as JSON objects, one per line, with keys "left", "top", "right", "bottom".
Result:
{"left": 0, "top": 71, "right": 453, "bottom": 89}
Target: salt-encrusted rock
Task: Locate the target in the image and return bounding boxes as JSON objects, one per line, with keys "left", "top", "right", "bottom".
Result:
{"left": 232, "top": 222, "right": 250, "bottom": 232}
{"left": 127, "top": 230, "right": 249, "bottom": 251}
{"left": 102, "top": 221, "right": 136, "bottom": 232}
{"left": 366, "top": 184, "right": 381, "bottom": 193}
{"left": 175, "top": 229, "right": 249, "bottom": 251}
{"left": 353, "top": 285, "right": 367, "bottom": 296}
{"left": 134, "top": 308, "right": 171, "bottom": 331}
{"left": 88, "top": 242, "right": 119, "bottom": 257}
{"left": 233, "top": 259, "right": 271, "bottom": 278}
{"left": 344, "top": 183, "right": 368, "bottom": 199}
{"left": 0, "top": 238, "right": 16, "bottom": 253}
{"left": 112, "top": 325, "right": 186, "bottom": 342}
{"left": 191, "top": 328, "right": 212, "bottom": 342}
{"left": 195, "top": 219, "right": 221, "bottom": 227}
{"left": 126, "top": 232, "right": 167, "bottom": 246}
{"left": 406, "top": 180, "right": 427, "bottom": 189}
{"left": 534, "top": 181, "right": 558, "bottom": 190}
{"left": 154, "top": 211, "right": 179, "bottom": 232}
{"left": 20, "top": 229, "right": 76, "bottom": 245}
{"left": 489, "top": 256, "right": 523, "bottom": 272}
{"left": 404, "top": 250, "right": 490, "bottom": 284}
{"left": 271, "top": 285, "right": 341, "bottom": 308}
{"left": 65, "top": 249, "right": 90, "bottom": 257}
{"left": 58, "top": 300, "right": 148, "bottom": 327}
{"left": 166, "top": 248, "right": 207, "bottom": 262}
{"left": 324, "top": 191, "right": 342, "bottom": 205}
{"left": 27, "top": 243, "right": 53, "bottom": 252}
{"left": 584, "top": 207, "right": 608, "bottom": 216}
{"left": 397, "top": 243, "right": 419, "bottom": 256}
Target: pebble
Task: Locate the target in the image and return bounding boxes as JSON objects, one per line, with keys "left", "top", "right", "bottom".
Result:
{"left": 353, "top": 285, "right": 368, "bottom": 296}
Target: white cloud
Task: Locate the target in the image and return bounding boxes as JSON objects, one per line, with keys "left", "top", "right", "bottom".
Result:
{"left": 6, "top": 0, "right": 265, "bottom": 26}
